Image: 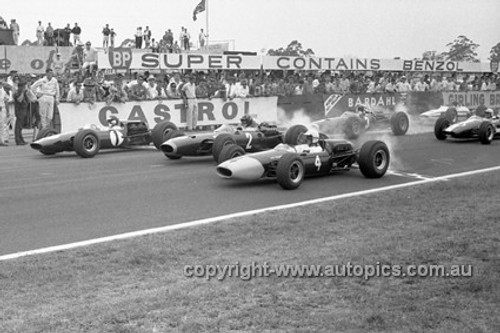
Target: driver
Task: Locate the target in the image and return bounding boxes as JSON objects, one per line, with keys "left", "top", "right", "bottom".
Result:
{"left": 107, "top": 116, "right": 124, "bottom": 129}
{"left": 240, "top": 114, "right": 259, "bottom": 128}
{"left": 295, "top": 129, "right": 323, "bottom": 153}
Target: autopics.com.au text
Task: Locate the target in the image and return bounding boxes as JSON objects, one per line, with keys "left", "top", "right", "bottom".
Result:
{"left": 183, "top": 262, "right": 473, "bottom": 281}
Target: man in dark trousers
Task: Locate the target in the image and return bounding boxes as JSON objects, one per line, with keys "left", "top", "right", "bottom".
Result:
{"left": 13, "top": 79, "right": 31, "bottom": 145}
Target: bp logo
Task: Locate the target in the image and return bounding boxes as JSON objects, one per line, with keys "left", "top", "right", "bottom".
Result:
{"left": 490, "top": 61, "right": 499, "bottom": 73}
{"left": 108, "top": 48, "right": 132, "bottom": 70}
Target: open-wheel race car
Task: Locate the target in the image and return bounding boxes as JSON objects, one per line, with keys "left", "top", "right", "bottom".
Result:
{"left": 216, "top": 129, "right": 390, "bottom": 190}
{"left": 434, "top": 105, "right": 500, "bottom": 144}
{"left": 313, "top": 104, "right": 409, "bottom": 139}
{"left": 156, "top": 115, "right": 313, "bottom": 163}
{"left": 30, "top": 117, "right": 155, "bottom": 157}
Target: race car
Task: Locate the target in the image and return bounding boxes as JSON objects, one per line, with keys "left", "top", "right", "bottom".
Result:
{"left": 420, "top": 104, "right": 471, "bottom": 123}
{"left": 216, "top": 129, "right": 390, "bottom": 190}
{"left": 158, "top": 115, "right": 301, "bottom": 162}
{"left": 434, "top": 105, "right": 500, "bottom": 144}
{"left": 312, "top": 104, "right": 409, "bottom": 139}
{"left": 30, "top": 117, "right": 157, "bottom": 157}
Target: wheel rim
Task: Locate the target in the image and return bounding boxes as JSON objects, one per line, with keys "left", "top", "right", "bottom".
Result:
{"left": 399, "top": 117, "right": 408, "bottom": 131}
{"left": 289, "top": 161, "right": 304, "bottom": 183}
{"left": 83, "top": 135, "right": 97, "bottom": 152}
{"left": 487, "top": 126, "right": 494, "bottom": 140}
{"left": 374, "top": 149, "right": 388, "bottom": 171}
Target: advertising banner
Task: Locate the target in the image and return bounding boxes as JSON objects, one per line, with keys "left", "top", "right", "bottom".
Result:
{"left": 0, "top": 46, "right": 75, "bottom": 74}
{"left": 324, "top": 93, "right": 402, "bottom": 118}
{"left": 58, "top": 97, "right": 278, "bottom": 132}
{"left": 443, "top": 91, "right": 500, "bottom": 109}
{"left": 99, "top": 49, "right": 261, "bottom": 70}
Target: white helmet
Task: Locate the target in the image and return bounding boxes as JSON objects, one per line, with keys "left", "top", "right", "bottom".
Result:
{"left": 304, "top": 129, "right": 320, "bottom": 145}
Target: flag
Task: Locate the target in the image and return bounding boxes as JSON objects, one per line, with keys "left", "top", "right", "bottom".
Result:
{"left": 193, "top": 0, "right": 206, "bottom": 21}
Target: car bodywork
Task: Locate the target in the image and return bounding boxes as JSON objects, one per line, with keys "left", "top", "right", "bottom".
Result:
{"left": 159, "top": 124, "right": 284, "bottom": 160}
{"left": 216, "top": 139, "right": 390, "bottom": 190}
{"left": 312, "top": 108, "right": 409, "bottom": 139}
{"left": 30, "top": 121, "right": 153, "bottom": 157}
{"left": 420, "top": 105, "right": 471, "bottom": 123}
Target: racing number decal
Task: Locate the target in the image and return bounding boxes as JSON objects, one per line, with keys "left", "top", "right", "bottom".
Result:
{"left": 315, "top": 155, "right": 322, "bottom": 171}
{"left": 245, "top": 133, "right": 253, "bottom": 150}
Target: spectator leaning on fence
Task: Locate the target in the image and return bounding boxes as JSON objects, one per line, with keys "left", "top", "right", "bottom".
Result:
{"left": 30, "top": 69, "right": 59, "bottom": 130}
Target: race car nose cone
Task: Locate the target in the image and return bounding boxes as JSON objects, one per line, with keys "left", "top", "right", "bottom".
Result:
{"left": 161, "top": 141, "right": 177, "bottom": 154}
{"left": 216, "top": 156, "right": 265, "bottom": 180}
{"left": 30, "top": 143, "right": 42, "bottom": 150}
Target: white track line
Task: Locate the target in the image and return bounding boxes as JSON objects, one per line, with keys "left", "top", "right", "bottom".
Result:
{"left": 1, "top": 165, "right": 500, "bottom": 262}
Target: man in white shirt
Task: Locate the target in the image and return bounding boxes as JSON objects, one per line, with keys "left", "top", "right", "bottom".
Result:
{"left": 31, "top": 69, "right": 60, "bottom": 129}
{"left": 231, "top": 79, "right": 250, "bottom": 98}
{"left": 396, "top": 76, "right": 412, "bottom": 92}
{"left": 181, "top": 74, "right": 197, "bottom": 130}
{"left": 0, "top": 81, "right": 8, "bottom": 146}
{"left": 82, "top": 41, "right": 98, "bottom": 73}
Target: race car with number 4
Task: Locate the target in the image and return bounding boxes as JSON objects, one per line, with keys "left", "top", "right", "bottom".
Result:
{"left": 216, "top": 129, "right": 390, "bottom": 190}
{"left": 31, "top": 117, "right": 155, "bottom": 157}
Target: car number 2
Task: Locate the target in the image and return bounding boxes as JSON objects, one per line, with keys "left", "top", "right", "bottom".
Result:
{"left": 315, "top": 155, "right": 322, "bottom": 171}
{"left": 245, "top": 133, "right": 253, "bottom": 149}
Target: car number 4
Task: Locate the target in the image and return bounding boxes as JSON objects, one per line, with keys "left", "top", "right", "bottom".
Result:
{"left": 245, "top": 133, "right": 253, "bottom": 149}
{"left": 315, "top": 155, "right": 322, "bottom": 171}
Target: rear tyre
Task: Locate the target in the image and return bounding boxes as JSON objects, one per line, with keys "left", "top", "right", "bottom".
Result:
{"left": 478, "top": 121, "right": 495, "bottom": 145}
{"left": 164, "top": 130, "right": 184, "bottom": 159}
{"left": 284, "top": 125, "right": 308, "bottom": 145}
{"left": 358, "top": 140, "right": 390, "bottom": 178}
{"left": 212, "top": 133, "right": 236, "bottom": 162}
{"left": 434, "top": 117, "right": 450, "bottom": 141}
{"left": 218, "top": 144, "right": 245, "bottom": 163}
{"left": 344, "top": 117, "right": 363, "bottom": 139}
{"left": 36, "top": 128, "right": 59, "bottom": 140}
{"left": 390, "top": 112, "right": 409, "bottom": 136}
{"left": 276, "top": 153, "right": 305, "bottom": 190}
{"left": 73, "top": 129, "right": 100, "bottom": 158}
{"left": 152, "top": 121, "right": 178, "bottom": 149}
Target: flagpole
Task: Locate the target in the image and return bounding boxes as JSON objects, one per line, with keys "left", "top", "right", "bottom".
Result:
{"left": 206, "top": 0, "right": 209, "bottom": 46}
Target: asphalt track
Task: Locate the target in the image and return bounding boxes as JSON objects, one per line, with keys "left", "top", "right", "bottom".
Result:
{"left": 1, "top": 128, "right": 500, "bottom": 256}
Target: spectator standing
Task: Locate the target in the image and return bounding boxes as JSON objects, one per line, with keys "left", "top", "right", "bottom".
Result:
{"left": 30, "top": 69, "right": 60, "bottom": 130}
{"left": 414, "top": 77, "right": 429, "bottom": 92}
{"left": 181, "top": 74, "right": 197, "bottom": 130}
{"left": 13, "top": 80, "right": 31, "bottom": 145}
{"left": 72, "top": 23, "right": 81, "bottom": 45}
{"left": 166, "top": 29, "right": 174, "bottom": 52}
{"left": 396, "top": 76, "right": 412, "bottom": 92}
{"left": 52, "top": 53, "right": 66, "bottom": 76}
{"left": 179, "top": 27, "right": 185, "bottom": 50}
{"left": 144, "top": 26, "right": 152, "bottom": 49}
{"left": 10, "top": 19, "right": 20, "bottom": 45}
{"left": 183, "top": 28, "right": 191, "bottom": 51}
{"left": 45, "top": 23, "right": 54, "bottom": 46}
{"left": 0, "top": 81, "right": 8, "bottom": 146}
{"left": 145, "top": 76, "right": 159, "bottom": 99}
{"left": 62, "top": 24, "right": 71, "bottom": 46}
{"left": 82, "top": 41, "right": 98, "bottom": 73}
{"left": 135, "top": 27, "right": 143, "bottom": 49}
{"left": 151, "top": 38, "right": 159, "bottom": 52}
{"left": 0, "top": 17, "right": 7, "bottom": 29}
{"left": 102, "top": 24, "right": 111, "bottom": 48}
{"left": 110, "top": 28, "right": 116, "bottom": 48}
{"left": 231, "top": 79, "right": 250, "bottom": 98}
{"left": 36, "top": 21, "right": 45, "bottom": 46}
{"left": 198, "top": 28, "right": 207, "bottom": 48}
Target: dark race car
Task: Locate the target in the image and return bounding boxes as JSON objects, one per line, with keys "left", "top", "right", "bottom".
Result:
{"left": 434, "top": 106, "right": 500, "bottom": 144}
{"left": 30, "top": 118, "right": 155, "bottom": 158}
{"left": 312, "top": 104, "right": 409, "bottom": 139}
{"left": 216, "top": 129, "right": 390, "bottom": 190}
{"left": 159, "top": 122, "right": 289, "bottom": 163}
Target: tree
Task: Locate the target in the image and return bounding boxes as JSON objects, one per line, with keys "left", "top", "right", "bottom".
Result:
{"left": 441, "top": 35, "right": 480, "bottom": 62}
{"left": 489, "top": 42, "right": 500, "bottom": 62}
{"left": 267, "top": 40, "right": 315, "bottom": 57}
{"left": 422, "top": 50, "right": 445, "bottom": 61}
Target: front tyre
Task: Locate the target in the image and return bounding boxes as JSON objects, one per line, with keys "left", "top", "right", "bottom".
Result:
{"left": 212, "top": 133, "right": 236, "bottom": 162}
{"left": 276, "top": 153, "right": 305, "bottom": 190}
{"left": 344, "top": 117, "right": 363, "bottom": 139}
{"left": 390, "top": 112, "right": 409, "bottom": 136}
{"left": 284, "top": 125, "right": 308, "bottom": 145}
{"left": 478, "top": 121, "right": 495, "bottom": 145}
{"left": 358, "top": 140, "right": 390, "bottom": 178}
{"left": 434, "top": 117, "right": 450, "bottom": 141}
{"left": 73, "top": 129, "right": 100, "bottom": 158}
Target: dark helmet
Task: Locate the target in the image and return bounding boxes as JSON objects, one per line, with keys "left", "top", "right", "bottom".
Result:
{"left": 240, "top": 114, "right": 254, "bottom": 127}
{"left": 107, "top": 115, "right": 120, "bottom": 127}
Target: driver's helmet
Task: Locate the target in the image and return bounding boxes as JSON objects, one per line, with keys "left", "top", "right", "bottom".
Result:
{"left": 355, "top": 104, "right": 368, "bottom": 115}
{"left": 240, "top": 114, "right": 254, "bottom": 127}
{"left": 303, "top": 129, "right": 320, "bottom": 145}
{"left": 107, "top": 116, "right": 121, "bottom": 127}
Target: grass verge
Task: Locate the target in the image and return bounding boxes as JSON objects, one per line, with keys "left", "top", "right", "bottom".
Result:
{"left": 1, "top": 173, "right": 500, "bottom": 332}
